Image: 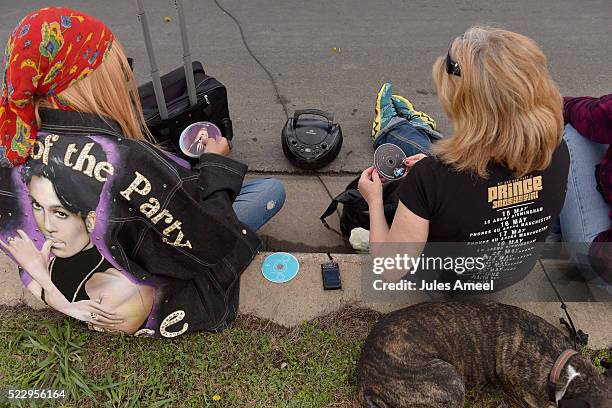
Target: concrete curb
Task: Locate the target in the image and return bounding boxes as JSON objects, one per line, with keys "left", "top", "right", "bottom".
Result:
{"left": 2, "top": 251, "right": 611, "bottom": 348}
{"left": 240, "top": 253, "right": 612, "bottom": 349}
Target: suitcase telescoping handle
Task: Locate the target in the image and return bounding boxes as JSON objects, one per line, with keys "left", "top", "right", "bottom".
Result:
{"left": 136, "top": 0, "right": 198, "bottom": 120}
{"left": 175, "top": 0, "right": 198, "bottom": 108}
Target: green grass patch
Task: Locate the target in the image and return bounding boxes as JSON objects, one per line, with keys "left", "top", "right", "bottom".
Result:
{"left": 579, "top": 346, "right": 612, "bottom": 375}
{"left": 1, "top": 306, "right": 365, "bottom": 407}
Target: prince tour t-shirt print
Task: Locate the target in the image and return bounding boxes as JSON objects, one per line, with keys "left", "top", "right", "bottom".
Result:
{"left": 397, "top": 141, "right": 570, "bottom": 290}
{"left": 0, "top": 132, "right": 241, "bottom": 338}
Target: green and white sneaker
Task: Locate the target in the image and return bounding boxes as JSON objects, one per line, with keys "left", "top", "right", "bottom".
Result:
{"left": 372, "top": 82, "right": 397, "bottom": 140}
{"left": 391, "top": 94, "right": 437, "bottom": 130}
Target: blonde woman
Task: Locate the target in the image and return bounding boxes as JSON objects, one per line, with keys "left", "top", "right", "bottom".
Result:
{"left": 1, "top": 7, "right": 284, "bottom": 337}
{"left": 359, "top": 26, "right": 569, "bottom": 289}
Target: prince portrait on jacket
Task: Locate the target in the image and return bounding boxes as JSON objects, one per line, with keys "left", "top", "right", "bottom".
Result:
{"left": 1, "top": 134, "right": 156, "bottom": 334}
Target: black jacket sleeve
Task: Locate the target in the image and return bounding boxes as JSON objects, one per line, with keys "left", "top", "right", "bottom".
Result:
{"left": 194, "top": 152, "right": 248, "bottom": 233}
{"left": 196, "top": 153, "right": 247, "bottom": 204}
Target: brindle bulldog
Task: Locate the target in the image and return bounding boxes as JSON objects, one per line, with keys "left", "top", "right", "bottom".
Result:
{"left": 358, "top": 302, "right": 611, "bottom": 408}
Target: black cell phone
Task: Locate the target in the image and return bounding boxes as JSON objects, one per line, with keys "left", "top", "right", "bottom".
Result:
{"left": 321, "top": 261, "right": 342, "bottom": 290}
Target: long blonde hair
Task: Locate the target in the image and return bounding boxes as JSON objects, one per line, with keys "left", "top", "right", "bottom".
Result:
{"left": 36, "top": 40, "right": 153, "bottom": 142}
{"left": 431, "top": 26, "right": 563, "bottom": 178}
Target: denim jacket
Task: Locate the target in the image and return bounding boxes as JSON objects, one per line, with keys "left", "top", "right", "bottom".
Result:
{"left": 0, "top": 108, "right": 261, "bottom": 338}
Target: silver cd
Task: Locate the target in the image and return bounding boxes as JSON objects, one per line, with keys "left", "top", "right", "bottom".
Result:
{"left": 374, "top": 143, "right": 407, "bottom": 180}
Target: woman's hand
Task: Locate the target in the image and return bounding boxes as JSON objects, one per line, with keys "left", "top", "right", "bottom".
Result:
{"left": 358, "top": 167, "right": 384, "bottom": 206}
{"left": 204, "top": 136, "right": 231, "bottom": 156}
{"left": 0, "top": 230, "right": 52, "bottom": 283}
{"left": 402, "top": 154, "right": 427, "bottom": 172}
{"left": 56, "top": 298, "right": 125, "bottom": 327}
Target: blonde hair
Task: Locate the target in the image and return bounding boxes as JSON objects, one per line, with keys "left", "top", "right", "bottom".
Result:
{"left": 36, "top": 40, "right": 154, "bottom": 142}
{"left": 431, "top": 26, "right": 563, "bottom": 177}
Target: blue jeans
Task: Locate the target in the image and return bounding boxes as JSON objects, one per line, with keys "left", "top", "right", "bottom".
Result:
{"left": 233, "top": 178, "right": 285, "bottom": 231}
{"left": 373, "top": 117, "right": 436, "bottom": 156}
{"left": 559, "top": 124, "right": 610, "bottom": 293}
{"left": 559, "top": 124, "right": 610, "bottom": 243}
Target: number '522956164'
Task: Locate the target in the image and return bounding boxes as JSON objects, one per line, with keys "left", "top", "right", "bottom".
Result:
{"left": 2, "top": 388, "right": 67, "bottom": 400}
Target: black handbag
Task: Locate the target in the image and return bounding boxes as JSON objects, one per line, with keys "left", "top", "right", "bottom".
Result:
{"left": 320, "top": 176, "right": 401, "bottom": 238}
{"left": 136, "top": 1, "right": 232, "bottom": 164}
{"left": 138, "top": 61, "right": 233, "bottom": 159}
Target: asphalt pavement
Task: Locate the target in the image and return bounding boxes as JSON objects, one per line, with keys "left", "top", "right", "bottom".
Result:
{"left": 0, "top": 1, "right": 611, "bottom": 338}
{"left": 1, "top": 0, "right": 611, "bottom": 174}
{"left": 2, "top": 0, "right": 610, "bottom": 251}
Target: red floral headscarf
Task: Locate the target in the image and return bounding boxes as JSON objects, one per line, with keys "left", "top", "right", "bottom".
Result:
{"left": 0, "top": 7, "right": 114, "bottom": 167}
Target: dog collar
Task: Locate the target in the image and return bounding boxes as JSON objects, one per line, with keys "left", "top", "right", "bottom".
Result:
{"left": 547, "top": 349, "right": 578, "bottom": 402}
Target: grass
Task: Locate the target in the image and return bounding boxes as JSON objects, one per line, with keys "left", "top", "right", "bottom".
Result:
{"left": 1, "top": 306, "right": 364, "bottom": 408}
{"left": 579, "top": 347, "right": 612, "bottom": 375}
{"left": 1, "top": 305, "right": 605, "bottom": 408}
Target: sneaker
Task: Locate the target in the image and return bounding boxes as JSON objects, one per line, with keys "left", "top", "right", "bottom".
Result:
{"left": 391, "top": 94, "right": 437, "bottom": 130}
{"left": 372, "top": 82, "right": 397, "bottom": 140}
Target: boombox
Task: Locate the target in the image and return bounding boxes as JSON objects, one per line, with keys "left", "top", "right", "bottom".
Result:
{"left": 281, "top": 109, "right": 343, "bottom": 170}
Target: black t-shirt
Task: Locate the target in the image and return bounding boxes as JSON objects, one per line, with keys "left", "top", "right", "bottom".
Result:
{"left": 397, "top": 141, "right": 569, "bottom": 289}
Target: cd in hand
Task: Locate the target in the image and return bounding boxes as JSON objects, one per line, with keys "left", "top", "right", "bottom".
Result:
{"left": 179, "top": 121, "right": 222, "bottom": 158}
{"left": 374, "top": 143, "right": 407, "bottom": 180}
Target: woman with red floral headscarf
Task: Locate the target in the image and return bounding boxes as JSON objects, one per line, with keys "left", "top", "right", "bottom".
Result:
{"left": 0, "top": 7, "right": 283, "bottom": 337}
{"left": 0, "top": 7, "right": 156, "bottom": 331}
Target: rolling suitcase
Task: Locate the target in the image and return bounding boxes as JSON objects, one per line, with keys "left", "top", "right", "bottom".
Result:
{"left": 136, "top": 0, "right": 233, "bottom": 162}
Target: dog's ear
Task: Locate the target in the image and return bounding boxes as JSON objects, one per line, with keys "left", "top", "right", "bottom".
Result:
{"left": 557, "top": 398, "right": 590, "bottom": 408}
